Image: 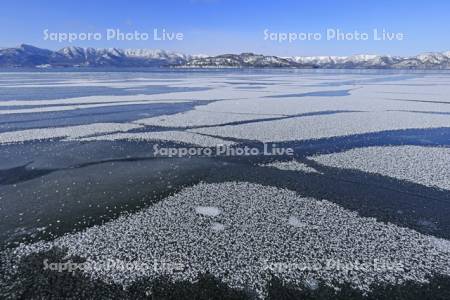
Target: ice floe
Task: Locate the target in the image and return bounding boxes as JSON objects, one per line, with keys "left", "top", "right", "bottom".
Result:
{"left": 134, "top": 109, "right": 283, "bottom": 128}
{"left": 0, "top": 95, "right": 191, "bottom": 107}
{"left": 311, "top": 146, "right": 450, "bottom": 190}
{"left": 259, "top": 160, "right": 320, "bottom": 173}
{"left": 191, "top": 111, "right": 450, "bottom": 142}
{"left": 0, "top": 100, "right": 190, "bottom": 115}
{"left": 0, "top": 123, "right": 143, "bottom": 145}
{"left": 12, "top": 182, "right": 450, "bottom": 296}
{"left": 78, "top": 131, "right": 234, "bottom": 147}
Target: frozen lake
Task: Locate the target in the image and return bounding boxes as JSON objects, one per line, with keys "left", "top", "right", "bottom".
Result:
{"left": 1, "top": 69, "right": 450, "bottom": 298}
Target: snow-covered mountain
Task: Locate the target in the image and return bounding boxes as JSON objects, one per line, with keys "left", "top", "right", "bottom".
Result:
{"left": 190, "top": 52, "right": 450, "bottom": 69}
{"left": 0, "top": 44, "right": 190, "bottom": 67}
{"left": 390, "top": 52, "right": 450, "bottom": 69}
{"left": 290, "top": 54, "right": 403, "bottom": 68}
{"left": 53, "top": 46, "right": 190, "bottom": 67}
{"left": 1, "top": 44, "right": 450, "bottom": 69}
{"left": 185, "top": 53, "right": 298, "bottom": 68}
{"left": 0, "top": 44, "right": 54, "bottom": 67}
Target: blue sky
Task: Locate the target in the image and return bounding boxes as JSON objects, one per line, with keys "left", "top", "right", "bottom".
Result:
{"left": 1, "top": 0, "right": 449, "bottom": 56}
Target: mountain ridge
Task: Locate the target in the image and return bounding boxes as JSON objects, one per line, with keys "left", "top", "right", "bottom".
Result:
{"left": 1, "top": 44, "right": 450, "bottom": 69}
